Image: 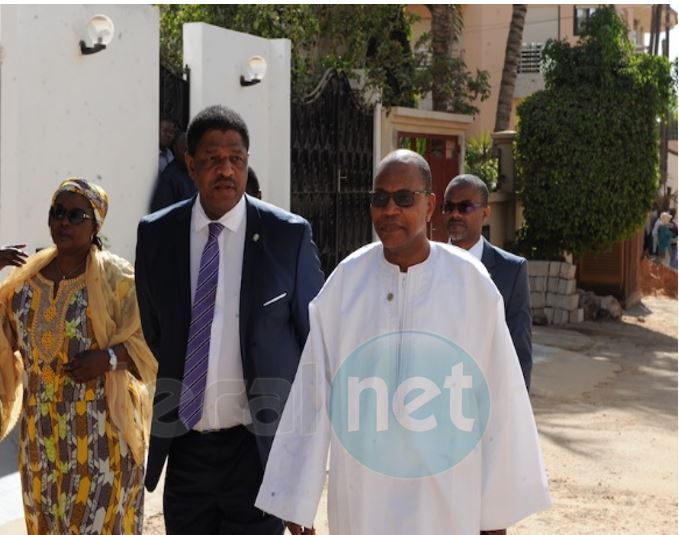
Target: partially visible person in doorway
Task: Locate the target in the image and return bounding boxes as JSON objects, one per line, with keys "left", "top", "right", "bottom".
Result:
{"left": 246, "top": 167, "right": 262, "bottom": 199}
{"left": 652, "top": 211, "right": 663, "bottom": 256}
{"left": 150, "top": 131, "right": 196, "bottom": 212}
{"left": 669, "top": 209, "right": 677, "bottom": 270}
{"left": 159, "top": 117, "right": 177, "bottom": 174}
{"left": 644, "top": 209, "right": 658, "bottom": 256}
{"left": 0, "top": 178, "right": 157, "bottom": 534}
{"left": 657, "top": 211, "right": 673, "bottom": 266}
{"left": 443, "top": 174, "right": 532, "bottom": 391}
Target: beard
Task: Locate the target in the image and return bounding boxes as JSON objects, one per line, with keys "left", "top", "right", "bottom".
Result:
{"left": 446, "top": 221, "right": 468, "bottom": 243}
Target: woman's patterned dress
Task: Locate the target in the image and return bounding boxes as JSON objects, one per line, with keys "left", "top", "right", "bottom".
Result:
{"left": 10, "top": 272, "right": 144, "bottom": 534}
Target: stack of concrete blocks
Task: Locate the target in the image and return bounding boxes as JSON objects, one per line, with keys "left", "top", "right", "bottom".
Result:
{"left": 528, "top": 261, "right": 584, "bottom": 325}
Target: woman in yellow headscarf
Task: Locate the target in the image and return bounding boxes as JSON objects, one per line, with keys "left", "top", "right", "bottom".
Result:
{"left": 0, "top": 178, "right": 157, "bottom": 534}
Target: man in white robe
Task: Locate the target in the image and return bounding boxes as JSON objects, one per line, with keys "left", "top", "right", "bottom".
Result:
{"left": 256, "top": 149, "right": 550, "bottom": 534}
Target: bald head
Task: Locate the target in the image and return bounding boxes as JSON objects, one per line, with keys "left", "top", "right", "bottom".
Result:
{"left": 375, "top": 149, "right": 432, "bottom": 191}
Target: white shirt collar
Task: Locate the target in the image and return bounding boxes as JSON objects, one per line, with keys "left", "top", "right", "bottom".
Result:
{"left": 192, "top": 194, "right": 246, "bottom": 234}
{"left": 468, "top": 237, "right": 484, "bottom": 261}
{"left": 379, "top": 240, "right": 436, "bottom": 274}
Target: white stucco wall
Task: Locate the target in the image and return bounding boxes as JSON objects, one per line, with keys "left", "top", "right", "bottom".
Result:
{"left": 183, "top": 23, "right": 291, "bottom": 210}
{"left": 523, "top": 6, "right": 559, "bottom": 44}
{"left": 0, "top": 5, "right": 158, "bottom": 263}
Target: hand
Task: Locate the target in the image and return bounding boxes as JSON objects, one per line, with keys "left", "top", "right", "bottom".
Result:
{"left": 63, "top": 349, "right": 110, "bottom": 382}
{"left": 0, "top": 244, "right": 27, "bottom": 270}
{"left": 286, "top": 522, "right": 316, "bottom": 534}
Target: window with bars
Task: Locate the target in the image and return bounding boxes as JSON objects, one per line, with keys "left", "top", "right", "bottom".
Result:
{"left": 518, "top": 43, "right": 543, "bottom": 74}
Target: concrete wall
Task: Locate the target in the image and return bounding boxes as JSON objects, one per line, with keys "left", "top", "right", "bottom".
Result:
{"left": 487, "top": 192, "right": 524, "bottom": 249}
{"left": 0, "top": 5, "right": 159, "bottom": 262}
{"left": 523, "top": 6, "right": 559, "bottom": 43}
{"left": 458, "top": 5, "right": 513, "bottom": 138}
{"left": 183, "top": 23, "right": 291, "bottom": 210}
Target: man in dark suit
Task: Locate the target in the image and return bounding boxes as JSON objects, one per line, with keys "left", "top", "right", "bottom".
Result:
{"left": 149, "top": 132, "right": 197, "bottom": 212}
{"left": 246, "top": 167, "right": 262, "bottom": 199}
{"left": 443, "top": 174, "right": 532, "bottom": 390}
{"left": 135, "top": 105, "right": 324, "bottom": 534}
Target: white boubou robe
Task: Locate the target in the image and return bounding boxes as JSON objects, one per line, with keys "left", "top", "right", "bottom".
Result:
{"left": 256, "top": 241, "right": 550, "bottom": 534}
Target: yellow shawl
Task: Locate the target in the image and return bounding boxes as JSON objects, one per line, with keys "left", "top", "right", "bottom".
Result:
{"left": 0, "top": 246, "right": 157, "bottom": 465}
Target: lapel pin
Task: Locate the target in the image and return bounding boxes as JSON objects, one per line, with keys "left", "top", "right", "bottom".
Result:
{"left": 253, "top": 233, "right": 260, "bottom": 242}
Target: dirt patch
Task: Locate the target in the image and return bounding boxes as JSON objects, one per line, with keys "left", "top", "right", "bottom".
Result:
{"left": 516, "top": 296, "right": 677, "bottom": 534}
{"left": 639, "top": 257, "right": 677, "bottom": 298}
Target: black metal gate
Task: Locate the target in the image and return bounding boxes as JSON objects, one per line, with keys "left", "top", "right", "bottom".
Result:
{"left": 160, "top": 64, "right": 190, "bottom": 130}
{"left": 291, "top": 70, "right": 374, "bottom": 276}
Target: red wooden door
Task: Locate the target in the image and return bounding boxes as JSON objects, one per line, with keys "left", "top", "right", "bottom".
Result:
{"left": 398, "top": 132, "right": 460, "bottom": 242}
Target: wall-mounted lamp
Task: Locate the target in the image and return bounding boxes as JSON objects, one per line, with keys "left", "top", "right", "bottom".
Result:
{"left": 80, "top": 14, "right": 115, "bottom": 55}
{"left": 240, "top": 56, "right": 267, "bottom": 86}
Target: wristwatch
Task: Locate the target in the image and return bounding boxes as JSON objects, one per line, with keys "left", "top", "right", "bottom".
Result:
{"left": 107, "top": 347, "right": 118, "bottom": 371}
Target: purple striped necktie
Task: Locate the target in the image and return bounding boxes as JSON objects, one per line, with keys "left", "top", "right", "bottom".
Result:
{"left": 178, "top": 221, "right": 224, "bottom": 430}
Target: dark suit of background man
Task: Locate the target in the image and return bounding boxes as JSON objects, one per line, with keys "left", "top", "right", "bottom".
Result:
{"left": 135, "top": 105, "right": 325, "bottom": 534}
{"left": 150, "top": 131, "right": 197, "bottom": 212}
{"left": 443, "top": 174, "right": 532, "bottom": 391}
{"left": 159, "top": 116, "right": 176, "bottom": 173}
{"left": 246, "top": 166, "right": 262, "bottom": 199}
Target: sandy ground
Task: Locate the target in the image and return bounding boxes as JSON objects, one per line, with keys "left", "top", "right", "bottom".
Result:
{"left": 514, "top": 296, "right": 677, "bottom": 534}
{"left": 140, "top": 296, "right": 677, "bottom": 535}
{"left": 4, "top": 297, "right": 674, "bottom": 534}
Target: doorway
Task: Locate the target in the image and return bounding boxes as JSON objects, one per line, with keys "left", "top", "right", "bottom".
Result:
{"left": 397, "top": 132, "right": 460, "bottom": 242}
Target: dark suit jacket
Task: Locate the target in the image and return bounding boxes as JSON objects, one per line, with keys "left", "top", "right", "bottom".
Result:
{"left": 481, "top": 239, "right": 532, "bottom": 390}
{"left": 135, "top": 195, "right": 324, "bottom": 491}
{"left": 149, "top": 160, "right": 197, "bottom": 213}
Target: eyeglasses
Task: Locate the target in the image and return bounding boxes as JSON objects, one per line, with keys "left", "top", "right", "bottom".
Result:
{"left": 369, "top": 189, "right": 430, "bottom": 208}
{"left": 49, "top": 205, "right": 94, "bottom": 225}
{"left": 441, "top": 200, "right": 485, "bottom": 215}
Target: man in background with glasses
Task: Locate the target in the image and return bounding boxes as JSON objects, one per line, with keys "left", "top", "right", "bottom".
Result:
{"left": 257, "top": 150, "right": 549, "bottom": 534}
{"left": 443, "top": 174, "right": 532, "bottom": 390}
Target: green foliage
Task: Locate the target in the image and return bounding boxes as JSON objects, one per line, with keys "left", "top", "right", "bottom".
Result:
{"left": 464, "top": 133, "right": 498, "bottom": 190}
{"left": 315, "top": 5, "right": 423, "bottom": 107}
{"left": 424, "top": 54, "right": 491, "bottom": 115}
{"left": 159, "top": 5, "right": 319, "bottom": 96}
{"left": 158, "top": 5, "right": 489, "bottom": 112}
{"left": 515, "top": 6, "right": 675, "bottom": 258}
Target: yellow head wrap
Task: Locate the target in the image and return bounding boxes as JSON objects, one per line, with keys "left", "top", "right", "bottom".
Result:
{"left": 52, "top": 177, "right": 109, "bottom": 230}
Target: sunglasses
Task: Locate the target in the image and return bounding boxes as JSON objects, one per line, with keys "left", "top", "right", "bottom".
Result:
{"left": 441, "top": 200, "right": 485, "bottom": 215}
{"left": 49, "top": 205, "right": 94, "bottom": 225}
{"left": 369, "top": 189, "right": 430, "bottom": 208}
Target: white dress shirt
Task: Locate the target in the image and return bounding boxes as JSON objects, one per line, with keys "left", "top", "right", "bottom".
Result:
{"left": 158, "top": 147, "right": 174, "bottom": 173}
{"left": 448, "top": 236, "right": 484, "bottom": 261}
{"left": 468, "top": 236, "right": 484, "bottom": 261}
{"left": 189, "top": 195, "right": 252, "bottom": 430}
